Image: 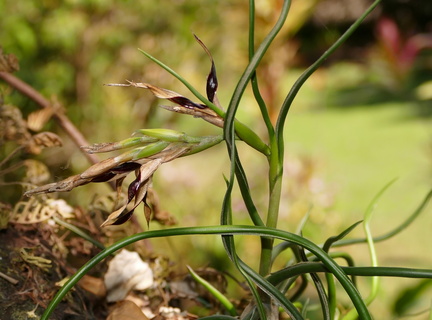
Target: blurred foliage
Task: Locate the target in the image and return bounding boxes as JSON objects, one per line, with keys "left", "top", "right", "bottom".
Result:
{"left": 0, "top": 0, "right": 328, "bottom": 138}
{"left": 326, "top": 17, "right": 432, "bottom": 116}
{"left": 2, "top": 0, "right": 431, "bottom": 146}
{"left": 392, "top": 279, "right": 432, "bottom": 317}
{"left": 1, "top": 0, "right": 228, "bottom": 139}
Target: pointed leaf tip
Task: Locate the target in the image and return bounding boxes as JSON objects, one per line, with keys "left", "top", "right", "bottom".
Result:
{"left": 194, "top": 34, "right": 218, "bottom": 103}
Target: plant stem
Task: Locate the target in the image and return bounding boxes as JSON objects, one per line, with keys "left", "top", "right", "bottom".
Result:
{"left": 238, "top": 0, "right": 291, "bottom": 278}
{"left": 259, "top": 0, "right": 381, "bottom": 278}
{"left": 248, "top": 0, "right": 280, "bottom": 276}
{"left": 259, "top": 136, "right": 283, "bottom": 276}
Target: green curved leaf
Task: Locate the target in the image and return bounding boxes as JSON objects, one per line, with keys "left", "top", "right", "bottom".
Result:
{"left": 334, "top": 189, "right": 432, "bottom": 247}
{"left": 41, "top": 225, "right": 371, "bottom": 320}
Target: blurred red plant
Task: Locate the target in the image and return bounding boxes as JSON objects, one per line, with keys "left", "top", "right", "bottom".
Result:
{"left": 376, "top": 16, "right": 432, "bottom": 83}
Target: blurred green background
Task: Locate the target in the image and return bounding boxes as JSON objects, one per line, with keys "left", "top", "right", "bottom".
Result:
{"left": 1, "top": 0, "right": 432, "bottom": 318}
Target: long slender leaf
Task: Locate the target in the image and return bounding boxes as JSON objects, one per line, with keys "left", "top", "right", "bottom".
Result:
{"left": 328, "top": 252, "right": 357, "bottom": 285}
{"left": 199, "top": 316, "right": 237, "bottom": 320}
{"left": 238, "top": 259, "right": 304, "bottom": 319}
{"left": 343, "top": 180, "right": 396, "bottom": 320}
{"left": 310, "top": 251, "right": 357, "bottom": 285}
{"left": 222, "top": 7, "right": 293, "bottom": 311}
{"left": 268, "top": 263, "right": 432, "bottom": 285}
{"left": 334, "top": 189, "right": 432, "bottom": 247}
{"left": 41, "top": 225, "right": 372, "bottom": 320}
{"left": 224, "top": 0, "right": 291, "bottom": 156}
{"left": 248, "top": 0, "right": 274, "bottom": 137}
{"left": 187, "top": 265, "right": 237, "bottom": 316}
{"left": 299, "top": 243, "right": 330, "bottom": 320}
{"left": 220, "top": 172, "right": 266, "bottom": 319}
{"left": 225, "top": 0, "right": 291, "bottom": 135}
{"left": 287, "top": 274, "right": 308, "bottom": 301}
{"left": 323, "top": 220, "right": 363, "bottom": 252}
{"left": 234, "top": 153, "right": 264, "bottom": 226}
{"left": 275, "top": 0, "right": 381, "bottom": 155}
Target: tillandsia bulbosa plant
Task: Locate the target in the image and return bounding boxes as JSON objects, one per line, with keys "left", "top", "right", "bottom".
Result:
{"left": 21, "top": 0, "right": 432, "bottom": 319}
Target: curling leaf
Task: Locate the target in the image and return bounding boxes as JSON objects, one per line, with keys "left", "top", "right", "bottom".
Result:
{"left": 194, "top": 34, "right": 218, "bottom": 103}
{"left": 105, "top": 81, "right": 206, "bottom": 109}
{"left": 323, "top": 220, "right": 363, "bottom": 253}
{"left": 101, "top": 159, "right": 162, "bottom": 227}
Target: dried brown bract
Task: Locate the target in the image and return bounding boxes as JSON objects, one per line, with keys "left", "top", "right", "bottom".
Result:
{"left": 0, "top": 104, "right": 31, "bottom": 145}
{"left": 25, "top": 137, "right": 193, "bottom": 226}
{"left": 105, "top": 81, "right": 224, "bottom": 128}
{"left": 0, "top": 47, "right": 19, "bottom": 73}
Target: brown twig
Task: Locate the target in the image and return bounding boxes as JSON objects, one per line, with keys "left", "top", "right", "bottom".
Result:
{"left": 0, "top": 270, "right": 19, "bottom": 285}
{"left": 0, "top": 71, "right": 100, "bottom": 165}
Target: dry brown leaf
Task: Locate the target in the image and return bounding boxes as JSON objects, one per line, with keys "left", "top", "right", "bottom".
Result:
{"left": 25, "top": 132, "right": 63, "bottom": 154}
{"left": 31, "top": 131, "right": 62, "bottom": 147}
{"left": 79, "top": 157, "right": 131, "bottom": 180}
{"left": 26, "top": 96, "right": 62, "bottom": 132}
{"left": 25, "top": 133, "right": 192, "bottom": 227}
{"left": 27, "top": 108, "right": 55, "bottom": 132}
{"left": 100, "top": 160, "right": 160, "bottom": 227}
{"left": 0, "top": 47, "right": 19, "bottom": 72}
{"left": 147, "top": 188, "right": 177, "bottom": 226}
{"left": 24, "top": 161, "right": 143, "bottom": 196}
{"left": 159, "top": 104, "right": 223, "bottom": 128}
{"left": 0, "top": 104, "right": 31, "bottom": 145}
{"left": 24, "top": 174, "right": 88, "bottom": 195}
{"left": 78, "top": 275, "right": 106, "bottom": 299}
{"left": 107, "top": 300, "right": 150, "bottom": 320}
{"left": 106, "top": 80, "right": 224, "bottom": 127}
{"left": 107, "top": 81, "right": 206, "bottom": 109}
{"left": 126, "top": 82, "right": 183, "bottom": 100}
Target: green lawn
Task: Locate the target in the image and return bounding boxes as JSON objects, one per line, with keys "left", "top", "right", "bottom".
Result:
{"left": 287, "top": 104, "right": 429, "bottom": 202}
{"left": 285, "top": 104, "right": 431, "bottom": 248}
{"left": 282, "top": 103, "right": 432, "bottom": 318}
